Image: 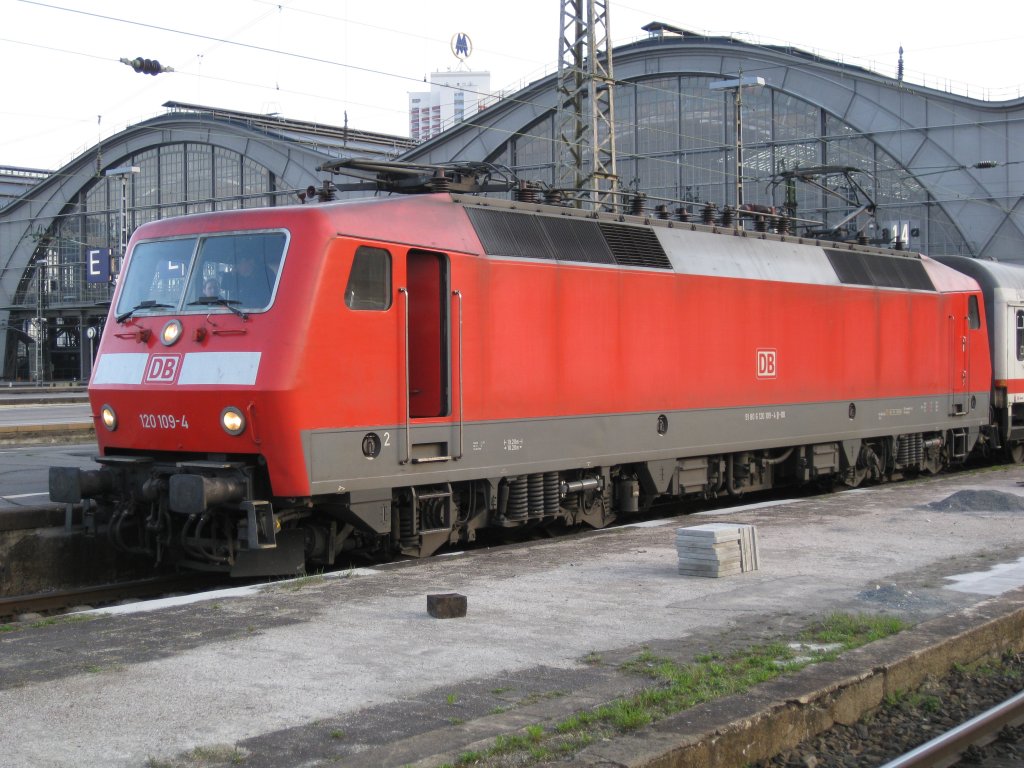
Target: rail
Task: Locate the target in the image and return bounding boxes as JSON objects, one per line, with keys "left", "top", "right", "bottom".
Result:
{"left": 0, "top": 574, "right": 221, "bottom": 622}
{"left": 879, "top": 689, "right": 1024, "bottom": 768}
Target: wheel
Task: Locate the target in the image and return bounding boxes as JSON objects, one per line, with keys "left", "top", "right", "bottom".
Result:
{"left": 1007, "top": 442, "right": 1024, "bottom": 464}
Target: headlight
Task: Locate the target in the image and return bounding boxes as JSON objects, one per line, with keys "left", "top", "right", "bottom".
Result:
{"left": 100, "top": 404, "right": 117, "bottom": 431}
{"left": 160, "top": 319, "right": 183, "bottom": 346}
{"left": 221, "top": 406, "right": 246, "bottom": 436}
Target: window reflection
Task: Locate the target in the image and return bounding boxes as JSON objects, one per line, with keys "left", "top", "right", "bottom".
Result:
{"left": 115, "top": 231, "right": 287, "bottom": 316}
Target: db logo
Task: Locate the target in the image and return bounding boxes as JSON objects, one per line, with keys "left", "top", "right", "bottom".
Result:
{"left": 144, "top": 354, "right": 182, "bottom": 384}
{"left": 756, "top": 348, "right": 777, "bottom": 379}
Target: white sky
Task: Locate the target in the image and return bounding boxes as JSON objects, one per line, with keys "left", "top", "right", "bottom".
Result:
{"left": 2, "top": 0, "right": 1022, "bottom": 171}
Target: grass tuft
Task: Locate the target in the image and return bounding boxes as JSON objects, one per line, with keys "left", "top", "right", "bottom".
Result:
{"left": 448, "top": 612, "right": 907, "bottom": 767}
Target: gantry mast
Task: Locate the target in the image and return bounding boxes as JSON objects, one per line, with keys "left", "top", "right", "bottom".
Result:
{"left": 554, "top": 0, "right": 618, "bottom": 210}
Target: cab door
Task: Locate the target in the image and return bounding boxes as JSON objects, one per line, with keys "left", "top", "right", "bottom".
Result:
{"left": 401, "top": 249, "right": 459, "bottom": 465}
{"left": 407, "top": 249, "right": 449, "bottom": 419}
{"left": 949, "top": 311, "right": 969, "bottom": 416}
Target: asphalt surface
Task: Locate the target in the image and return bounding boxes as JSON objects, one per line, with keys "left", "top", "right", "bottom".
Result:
{"left": 3, "top": 462, "right": 1024, "bottom": 768}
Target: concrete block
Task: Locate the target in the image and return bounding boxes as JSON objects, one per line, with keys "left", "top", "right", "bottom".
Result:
{"left": 679, "top": 563, "right": 742, "bottom": 577}
{"left": 676, "top": 523, "right": 745, "bottom": 542}
{"left": 676, "top": 549, "right": 742, "bottom": 564}
{"left": 427, "top": 592, "right": 467, "bottom": 619}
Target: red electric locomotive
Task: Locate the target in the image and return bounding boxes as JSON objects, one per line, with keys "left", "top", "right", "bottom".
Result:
{"left": 50, "top": 193, "right": 992, "bottom": 575}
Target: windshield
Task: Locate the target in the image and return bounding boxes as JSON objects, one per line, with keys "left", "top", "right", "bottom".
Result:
{"left": 115, "top": 230, "right": 287, "bottom": 318}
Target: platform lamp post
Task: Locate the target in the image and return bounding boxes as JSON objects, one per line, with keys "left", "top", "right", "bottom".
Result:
{"left": 709, "top": 75, "right": 765, "bottom": 209}
{"left": 104, "top": 165, "right": 140, "bottom": 279}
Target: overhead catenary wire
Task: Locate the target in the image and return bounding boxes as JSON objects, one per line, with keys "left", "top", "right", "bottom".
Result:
{"left": 11, "top": 1, "right": 1024, "bottom": 186}
{"left": 1, "top": 0, "right": 1021, "bottom": 258}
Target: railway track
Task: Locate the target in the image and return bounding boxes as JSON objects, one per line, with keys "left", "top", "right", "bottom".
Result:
{"left": 0, "top": 573, "right": 223, "bottom": 622}
{"left": 0, "top": 463, "right": 1009, "bottom": 624}
{"left": 880, "top": 690, "right": 1024, "bottom": 768}
{"left": 756, "top": 648, "right": 1024, "bottom": 768}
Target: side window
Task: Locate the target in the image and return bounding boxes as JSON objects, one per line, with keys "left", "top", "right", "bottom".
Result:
{"left": 1017, "top": 310, "right": 1024, "bottom": 362}
{"left": 968, "top": 295, "right": 980, "bottom": 330}
{"left": 346, "top": 246, "right": 392, "bottom": 310}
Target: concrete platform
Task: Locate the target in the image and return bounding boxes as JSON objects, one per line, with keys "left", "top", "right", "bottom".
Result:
{"left": 3, "top": 466, "right": 1024, "bottom": 768}
{"left": 0, "top": 389, "right": 93, "bottom": 445}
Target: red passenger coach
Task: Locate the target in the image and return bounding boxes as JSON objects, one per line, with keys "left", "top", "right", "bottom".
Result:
{"left": 50, "top": 193, "right": 992, "bottom": 575}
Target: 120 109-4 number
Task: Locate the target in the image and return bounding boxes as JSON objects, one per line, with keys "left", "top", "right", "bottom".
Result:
{"left": 138, "top": 413, "right": 190, "bottom": 430}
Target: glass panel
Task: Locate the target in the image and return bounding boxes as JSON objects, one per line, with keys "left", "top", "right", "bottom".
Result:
{"left": 242, "top": 158, "right": 271, "bottom": 208}
{"left": 773, "top": 93, "right": 820, "bottom": 142}
{"left": 160, "top": 145, "right": 185, "bottom": 218}
{"left": 680, "top": 150, "right": 728, "bottom": 207}
{"left": 214, "top": 147, "right": 242, "bottom": 211}
{"left": 84, "top": 213, "right": 113, "bottom": 249}
{"left": 680, "top": 78, "right": 723, "bottom": 152}
{"left": 614, "top": 82, "right": 635, "bottom": 155}
{"left": 1017, "top": 311, "right": 1023, "bottom": 361}
{"left": 56, "top": 216, "right": 80, "bottom": 297}
{"left": 824, "top": 113, "right": 860, "bottom": 137}
{"left": 116, "top": 231, "right": 288, "bottom": 316}
{"left": 637, "top": 155, "right": 677, "bottom": 200}
{"left": 345, "top": 246, "right": 392, "bottom": 310}
{"left": 186, "top": 144, "right": 212, "bottom": 214}
{"left": 637, "top": 77, "right": 678, "bottom": 155}
{"left": 741, "top": 145, "right": 773, "bottom": 207}
{"left": 968, "top": 296, "right": 979, "bottom": 330}
{"left": 84, "top": 177, "right": 107, "bottom": 215}
{"left": 825, "top": 135, "right": 875, "bottom": 173}
{"left": 924, "top": 201, "right": 970, "bottom": 256}
{"left": 515, "top": 118, "right": 553, "bottom": 168}
{"left": 193, "top": 232, "right": 287, "bottom": 310}
{"left": 738, "top": 85, "right": 771, "bottom": 146}
{"left": 134, "top": 149, "right": 159, "bottom": 227}
{"left": 772, "top": 142, "right": 824, "bottom": 213}
{"left": 875, "top": 149, "right": 928, "bottom": 204}
{"left": 115, "top": 238, "right": 196, "bottom": 316}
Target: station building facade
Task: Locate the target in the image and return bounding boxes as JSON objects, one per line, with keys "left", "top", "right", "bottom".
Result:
{"left": 1, "top": 30, "right": 1021, "bottom": 382}
{"left": 0, "top": 102, "right": 415, "bottom": 382}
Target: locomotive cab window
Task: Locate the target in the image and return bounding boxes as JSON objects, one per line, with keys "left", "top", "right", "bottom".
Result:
{"left": 114, "top": 238, "right": 195, "bottom": 316}
{"left": 345, "top": 246, "right": 392, "bottom": 310}
{"left": 117, "top": 230, "right": 288, "bottom": 316}
{"left": 194, "top": 232, "right": 286, "bottom": 311}
{"left": 968, "top": 296, "right": 980, "bottom": 330}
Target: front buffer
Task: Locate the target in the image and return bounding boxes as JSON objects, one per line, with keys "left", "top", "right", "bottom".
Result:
{"left": 49, "top": 453, "right": 306, "bottom": 577}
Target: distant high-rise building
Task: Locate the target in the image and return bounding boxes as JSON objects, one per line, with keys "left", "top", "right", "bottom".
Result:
{"left": 409, "top": 70, "right": 491, "bottom": 142}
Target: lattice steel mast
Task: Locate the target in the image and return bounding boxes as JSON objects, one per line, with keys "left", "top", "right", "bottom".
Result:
{"left": 554, "top": 0, "right": 618, "bottom": 210}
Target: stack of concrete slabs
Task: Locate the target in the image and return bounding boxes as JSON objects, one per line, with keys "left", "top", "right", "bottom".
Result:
{"left": 676, "top": 523, "right": 759, "bottom": 577}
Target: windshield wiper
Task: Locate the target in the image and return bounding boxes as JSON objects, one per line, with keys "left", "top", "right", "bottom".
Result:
{"left": 116, "top": 300, "right": 173, "bottom": 323}
{"left": 187, "top": 296, "right": 249, "bottom": 320}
